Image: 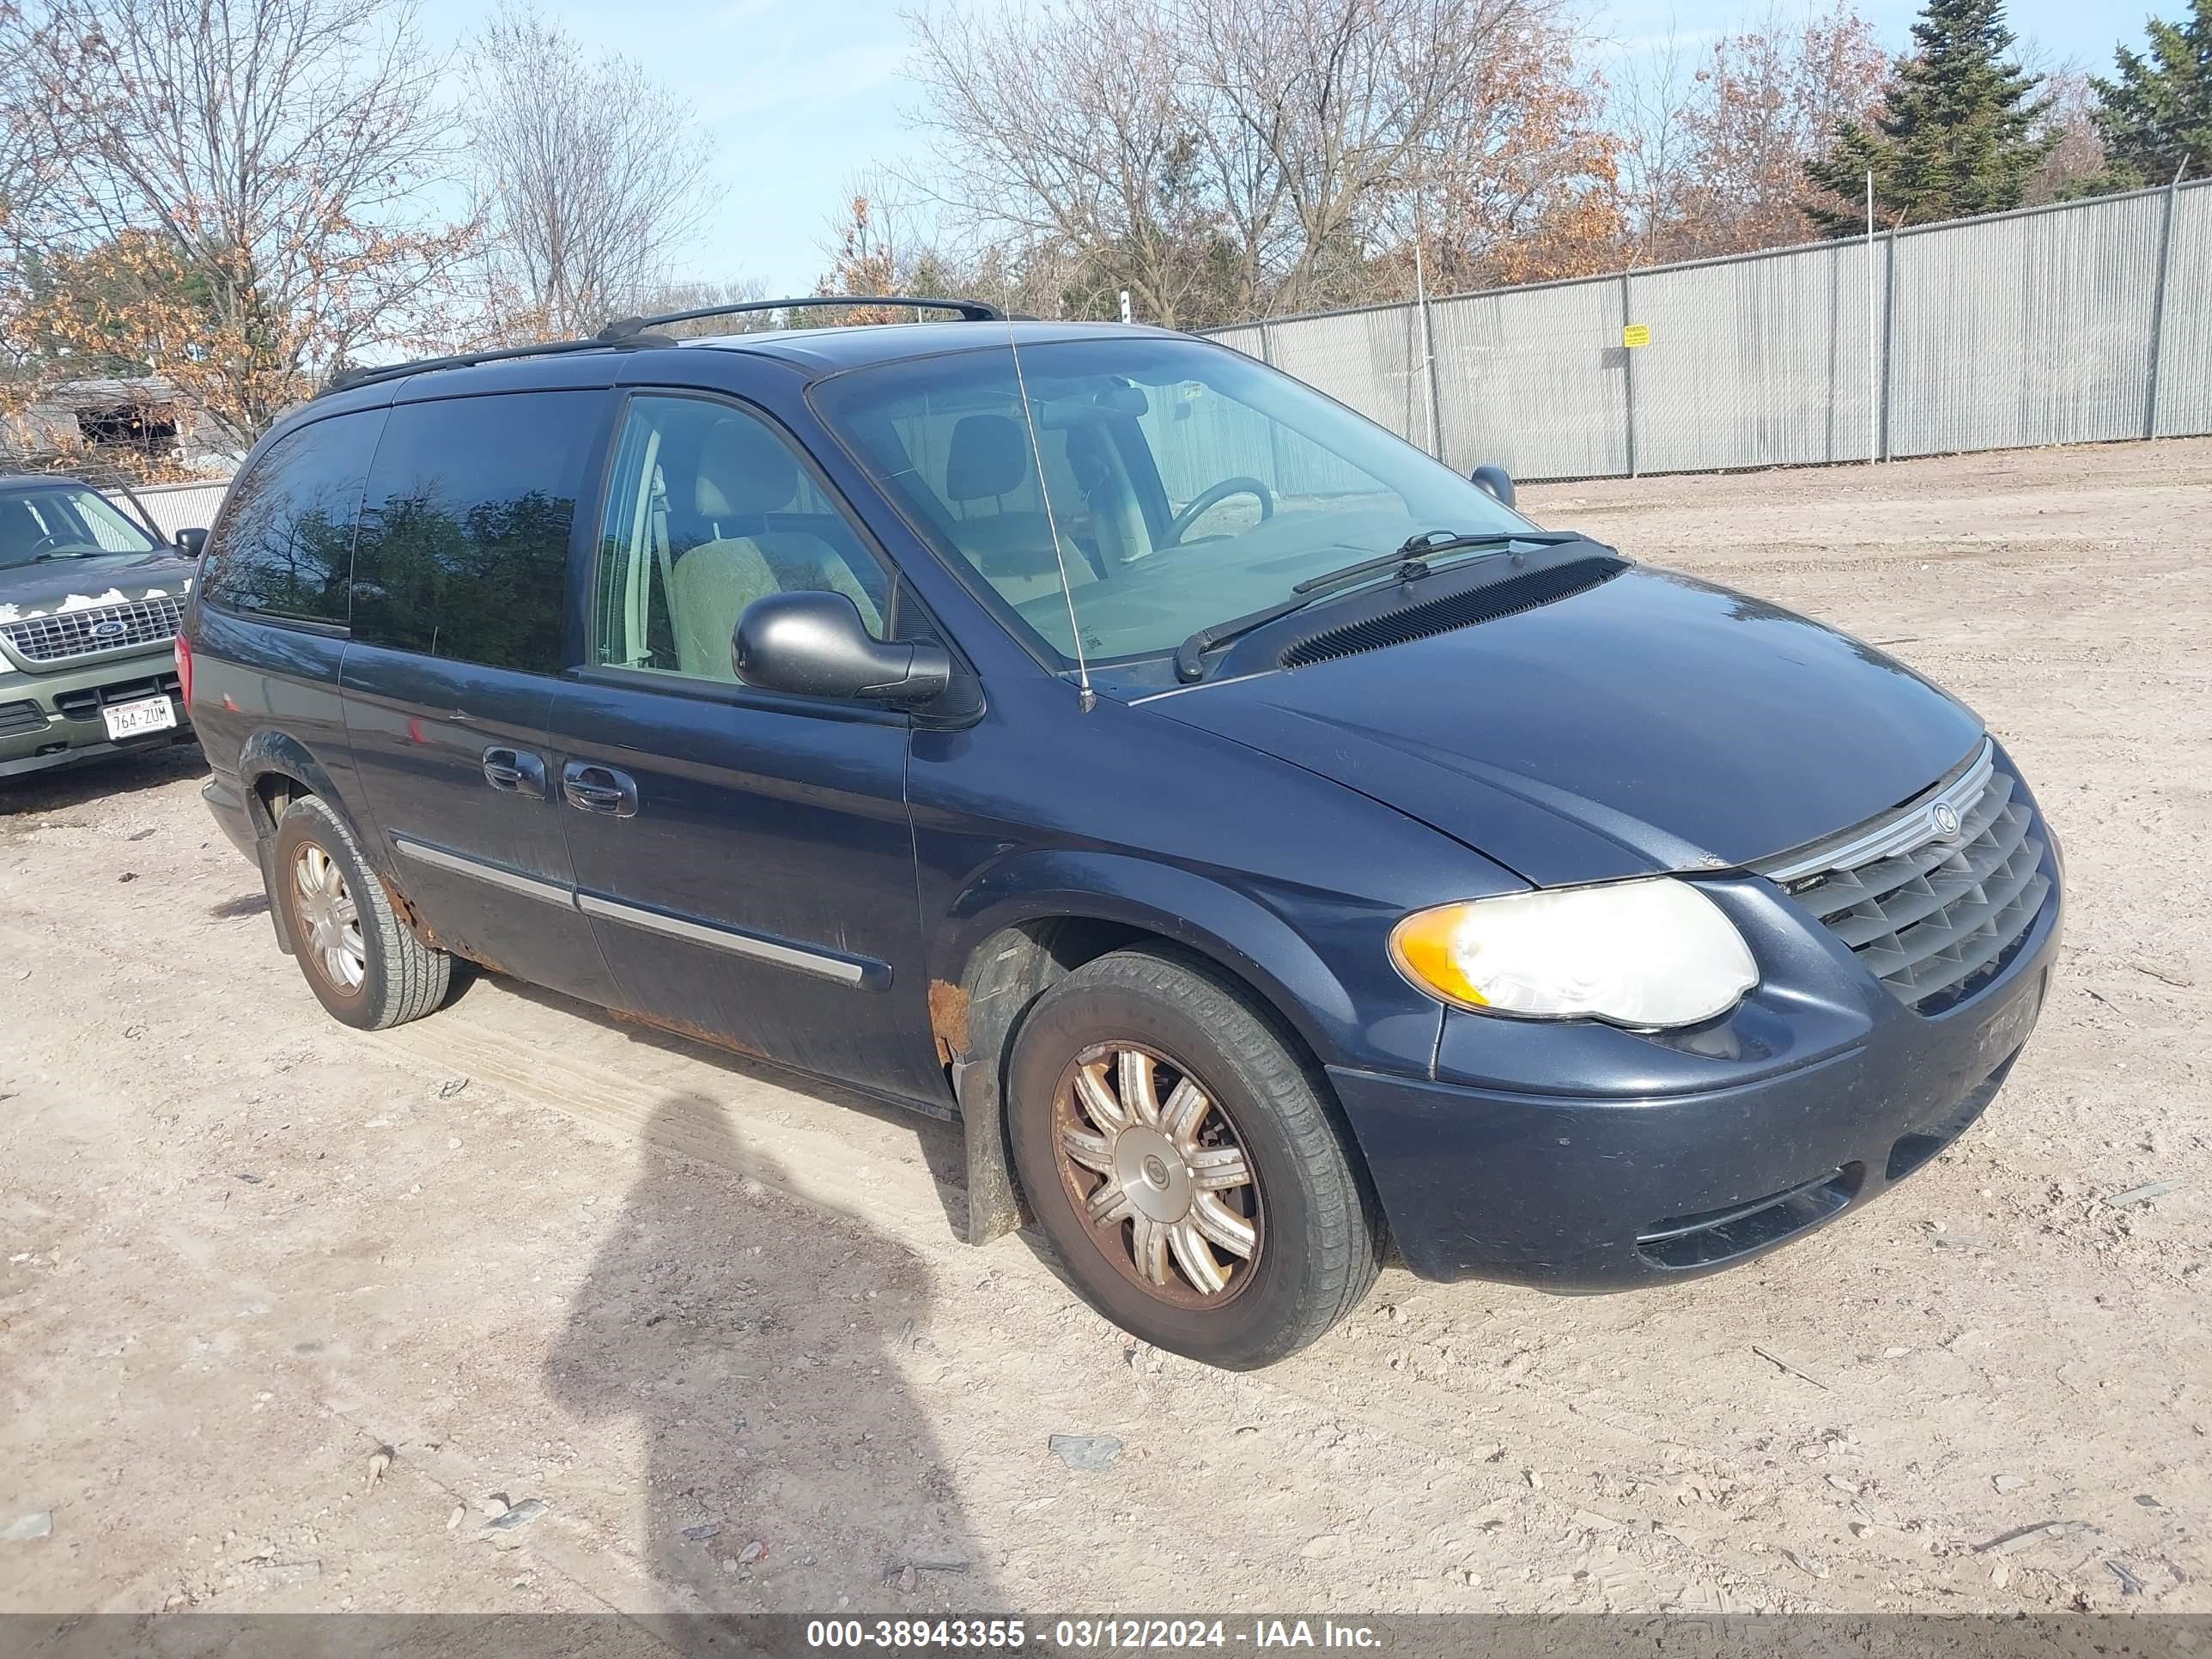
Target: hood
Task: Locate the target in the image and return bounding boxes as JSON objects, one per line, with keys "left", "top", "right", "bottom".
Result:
{"left": 0, "top": 550, "right": 198, "bottom": 623}
{"left": 1146, "top": 565, "right": 1985, "bottom": 886}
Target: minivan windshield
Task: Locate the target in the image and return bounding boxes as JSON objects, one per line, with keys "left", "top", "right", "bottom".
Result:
{"left": 0, "top": 483, "right": 159, "bottom": 571}
{"left": 813, "top": 337, "right": 1536, "bottom": 665}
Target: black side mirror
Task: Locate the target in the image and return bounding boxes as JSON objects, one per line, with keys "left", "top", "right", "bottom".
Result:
{"left": 733, "top": 591, "right": 951, "bottom": 706}
{"left": 1470, "top": 465, "right": 1516, "bottom": 508}
{"left": 173, "top": 526, "right": 209, "bottom": 557}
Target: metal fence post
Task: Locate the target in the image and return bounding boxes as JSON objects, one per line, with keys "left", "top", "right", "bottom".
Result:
{"left": 1881, "top": 229, "right": 1899, "bottom": 462}
{"left": 1420, "top": 297, "right": 1446, "bottom": 464}
{"left": 2146, "top": 177, "right": 2181, "bottom": 441}
{"left": 1865, "top": 180, "right": 1879, "bottom": 465}
{"left": 1620, "top": 270, "right": 1638, "bottom": 479}
{"left": 1258, "top": 319, "right": 1287, "bottom": 483}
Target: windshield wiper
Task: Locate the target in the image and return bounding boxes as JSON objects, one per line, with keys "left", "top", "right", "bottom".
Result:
{"left": 1294, "top": 529, "right": 1583, "bottom": 593}
{"left": 33, "top": 550, "right": 94, "bottom": 562}
{"left": 1174, "top": 529, "right": 1586, "bottom": 683}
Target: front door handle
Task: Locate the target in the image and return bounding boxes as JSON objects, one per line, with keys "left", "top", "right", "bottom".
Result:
{"left": 562, "top": 761, "right": 639, "bottom": 818}
{"left": 482, "top": 746, "right": 547, "bottom": 798}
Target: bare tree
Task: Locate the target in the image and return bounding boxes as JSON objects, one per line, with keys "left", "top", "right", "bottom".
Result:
{"left": 1686, "top": 5, "right": 1889, "bottom": 252}
{"left": 1607, "top": 3, "right": 1889, "bottom": 262}
{"left": 902, "top": 0, "right": 1612, "bottom": 322}
{"left": 0, "top": 0, "right": 477, "bottom": 435}
{"left": 466, "top": 6, "right": 720, "bottom": 339}
{"left": 1190, "top": 0, "right": 1603, "bottom": 309}
{"left": 905, "top": 0, "right": 1235, "bottom": 327}
{"left": 2023, "top": 65, "right": 2107, "bottom": 203}
{"left": 1395, "top": 11, "right": 1623, "bottom": 289}
{"left": 817, "top": 169, "right": 930, "bottom": 301}
{"left": 0, "top": 4, "right": 56, "bottom": 238}
{"left": 1610, "top": 28, "right": 1703, "bottom": 264}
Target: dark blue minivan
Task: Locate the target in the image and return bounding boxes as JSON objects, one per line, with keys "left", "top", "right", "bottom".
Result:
{"left": 181, "top": 300, "right": 2062, "bottom": 1368}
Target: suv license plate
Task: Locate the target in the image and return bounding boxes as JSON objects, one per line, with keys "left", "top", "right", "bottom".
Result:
{"left": 101, "top": 694, "right": 177, "bottom": 742}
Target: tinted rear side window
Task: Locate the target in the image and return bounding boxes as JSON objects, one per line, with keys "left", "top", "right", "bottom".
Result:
{"left": 201, "top": 410, "right": 383, "bottom": 626}
{"left": 350, "top": 391, "right": 605, "bottom": 674}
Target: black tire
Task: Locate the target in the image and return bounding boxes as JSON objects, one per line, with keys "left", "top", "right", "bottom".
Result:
{"left": 270, "top": 795, "right": 450, "bottom": 1030}
{"left": 1006, "top": 947, "right": 1382, "bottom": 1369}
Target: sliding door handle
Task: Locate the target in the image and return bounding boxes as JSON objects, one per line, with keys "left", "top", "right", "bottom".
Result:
{"left": 562, "top": 761, "right": 639, "bottom": 818}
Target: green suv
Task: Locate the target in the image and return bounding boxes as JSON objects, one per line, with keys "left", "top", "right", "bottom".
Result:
{"left": 0, "top": 475, "right": 202, "bottom": 780}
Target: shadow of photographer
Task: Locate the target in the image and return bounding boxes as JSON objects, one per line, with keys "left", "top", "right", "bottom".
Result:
{"left": 544, "top": 1091, "right": 996, "bottom": 1621}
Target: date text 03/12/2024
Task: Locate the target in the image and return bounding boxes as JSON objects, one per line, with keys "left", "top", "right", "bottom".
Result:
{"left": 803, "top": 1620, "right": 1383, "bottom": 1650}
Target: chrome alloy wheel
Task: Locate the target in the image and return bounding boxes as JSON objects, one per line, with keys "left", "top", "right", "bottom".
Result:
{"left": 1053, "top": 1043, "right": 1261, "bottom": 1305}
{"left": 292, "top": 843, "right": 367, "bottom": 994}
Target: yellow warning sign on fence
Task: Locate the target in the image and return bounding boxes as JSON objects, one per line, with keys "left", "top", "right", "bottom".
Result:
{"left": 1621, "top": 323, "right": 1651, "bottom": 348}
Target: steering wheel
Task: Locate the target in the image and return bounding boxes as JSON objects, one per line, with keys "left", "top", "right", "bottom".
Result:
{"left": 1168, "top": 477, "right": 1273, "bottom": 544}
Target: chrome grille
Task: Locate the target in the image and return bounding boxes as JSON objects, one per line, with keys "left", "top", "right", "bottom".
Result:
{"left": 0, "top": 596, "right": 182, "bottom": 664}
{"left": 1758, "top": 740, "right": 2051, "bottom": 1013}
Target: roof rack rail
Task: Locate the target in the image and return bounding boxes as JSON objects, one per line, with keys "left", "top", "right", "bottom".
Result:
{"left": 596, "top": 294, "right": 1005, "bottom": 340}
{"left": 316, "top": 294, "right": 1004, "bottom": 400}
{"left": 319, "top": 332, "right": 675, "bottom": 398}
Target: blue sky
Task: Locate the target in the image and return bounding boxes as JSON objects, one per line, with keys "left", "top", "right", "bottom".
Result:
{"left": 420, "top": 0, "right": 2158, "bottom": 297}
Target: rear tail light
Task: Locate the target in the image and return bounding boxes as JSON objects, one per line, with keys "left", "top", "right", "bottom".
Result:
{"left": 173, "top": 631, "right": 193, "bottom": 709}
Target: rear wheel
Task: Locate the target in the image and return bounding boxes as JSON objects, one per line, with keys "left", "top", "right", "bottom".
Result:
{"left": 1006, "top": 948, "right": 1381, "bottom": 1369}
{"left": 270, "top": 795, "right": 450, "bottom": 1030}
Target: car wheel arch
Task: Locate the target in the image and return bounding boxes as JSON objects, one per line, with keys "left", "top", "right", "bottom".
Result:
{"left": 928, "top": 866, "right": 1384, "bottom": 1253}
{"left": 929, "top": 855, "right": 1364, "bottom": 1059}
{"left": 234, "top": 731, "right": 434, "bottom": 954}
{"left": 235, "top": 730, "right": 349, "bottom": 841}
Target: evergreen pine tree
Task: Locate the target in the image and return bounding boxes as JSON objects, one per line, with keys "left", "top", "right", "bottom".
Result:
{"left": 1806, "top": 0, "right": 2056, "bottom": 233}
{"left": 2091, "top": 0, "right": 2212, "bottom": 189}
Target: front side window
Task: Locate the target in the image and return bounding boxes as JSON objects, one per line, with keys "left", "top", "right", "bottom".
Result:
{"left": 591, "top": 395, "right": 890, "bottom": 684}
{"left": 813, "top": 337, "right": 1534, "bottom": 664}
{"left": 199, "top": 412, "right": 382, "bottom": 625}
{"left": 351, "top": 391, "right": 604, "bottom": 674}
{"left": 0, "top": 484, "right": 159, "bottom": 570}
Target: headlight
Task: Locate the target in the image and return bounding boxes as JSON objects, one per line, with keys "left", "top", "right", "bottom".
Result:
{"left": 1390, "top": 878, "right": 1758, "bottom": 1029}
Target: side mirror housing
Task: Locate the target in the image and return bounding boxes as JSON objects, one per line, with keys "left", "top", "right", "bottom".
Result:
{"left": 173, "top": 526, "right": 209, "bottom": 557}
{"left": 733, "top": 591, "right": 952, "bottom": 706}
{"left": 1470, "top": 465, "right": 1516, "bottom": 508}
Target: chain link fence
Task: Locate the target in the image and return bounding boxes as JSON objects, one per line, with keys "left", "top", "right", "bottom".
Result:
{"left": 1206, "top": 179, "right": 2212, "bottom": 483}
{"left": 125, "top": 480, "right": 231, "bottom": 541}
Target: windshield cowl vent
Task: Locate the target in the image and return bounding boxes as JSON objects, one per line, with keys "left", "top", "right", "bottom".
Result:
{"left": 1278, "top": 555, "right": 1628, "bottom": 670}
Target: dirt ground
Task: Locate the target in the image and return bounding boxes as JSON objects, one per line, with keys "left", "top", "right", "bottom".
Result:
{"left": 2, "top": 438, "right": 2207, "bottom": 1622}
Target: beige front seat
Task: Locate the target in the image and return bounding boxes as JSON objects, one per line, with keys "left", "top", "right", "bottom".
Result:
{"left": 667, "top": 419, "right": 883, "bottom": 680}
{"left": 944, "top": 413, "right": 1095, "bottom": 607}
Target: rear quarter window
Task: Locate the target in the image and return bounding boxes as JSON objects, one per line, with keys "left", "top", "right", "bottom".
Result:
{"left": 200, "top": 410, "right": 384, "bottom": 627}
{"left": 349, "top": 391, "right": 605, "bottom": 675}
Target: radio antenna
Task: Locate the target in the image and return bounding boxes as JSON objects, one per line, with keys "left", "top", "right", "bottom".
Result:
{"left": 1003, "top": 315, "right": 1096, "bottom": 712}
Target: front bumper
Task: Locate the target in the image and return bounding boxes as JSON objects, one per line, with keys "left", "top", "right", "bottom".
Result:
{"left": 1330, "top": 848, "right": 2063, "bottom": 1291}
{"left": 0, "top": 652, "right": 190, "bottom": 779}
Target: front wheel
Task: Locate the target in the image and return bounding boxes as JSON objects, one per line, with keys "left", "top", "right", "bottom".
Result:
{"left": 1006, "top": 948, "right": 1381, "bottom": 1369}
